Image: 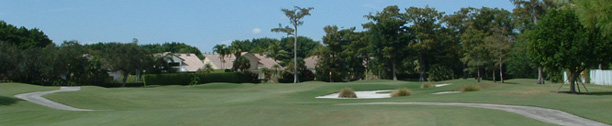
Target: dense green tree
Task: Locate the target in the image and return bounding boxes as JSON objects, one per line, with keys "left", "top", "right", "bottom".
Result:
{"left": 404, "top": 6, "right": 445, "bottom": 81}
{"left": 363, "top": 5, "right": 409, "bottom": 80}
{"left": 485, "top": 9, "right": 514, "bottom": 83}
{"left": 456, "top": 7, "right": 513, "bottom": 82}
{"left": 0, "top": 41, "right": 17, "bottom": 80}
{"left": 233, "top": 56, "right": 251, "bottom": 72}
{"left": 278, "top": 36, "right": 321, "bottom": 65}
{"left": 229, "top": 40, "right": 250, "bottom": 58}
{"left": 280, "top": 6, "right": 314, "bottom": 83}
{"left": 506, "top": 31, "right": 537, "bottom": 78}
{"left": 228, "top": 40, "right": 252, "bottom": 71}
{"left": 461, "top": 28, "right": 490, "bottom": 82}
{"left": 141, "top": 42, "right": 204, "bottom": 59}
{"left": 264, "top": 41, "right": 290, "bottom": 62}
{"left": 250, "top": 38, "right": 280, "bottom": 53}
{"left": 150, "top": 53, "right": 176, "bottom": 74}
{"left": 486, "top": 27, "right": 514, "bottom": 83}
{"left": 511, "top": 0, "right": 557, "bottom": 84}
{"left": 444, "top": 7, "right": 477, "bottom": 79}
{"left": 54, "top": 40, "right": 89, "bottom": 84}
{"left": 528, "top": 8, "right": 611, "bottom": 93}
{"left": 83, "top": 57, "right": 110, "bottom": 86}
{"left": 574, "top": 0, "right": 612, "bottom": 37}
{"left": 12, "top": 45, "right": 57, "bottom": 84}
{"left": 316, "top": 26, "right": 365, "bottom": 82}
{"left": 99, "top": 43, "right": 153, "bottom": 87}
{"left": 0, "top": 21, "right": 53, "bottom": 49}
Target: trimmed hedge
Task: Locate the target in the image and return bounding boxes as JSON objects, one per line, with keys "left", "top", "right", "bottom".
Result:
{"left": 279, "top": 70, "right": 315, "bottom": 83}
{"left": 143, "top": 72, "right": 258, "bottom": 85}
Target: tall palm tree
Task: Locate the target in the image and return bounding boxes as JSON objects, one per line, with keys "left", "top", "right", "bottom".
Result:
{"left": 213, "top": 44, "right": 229, "bottom": 69}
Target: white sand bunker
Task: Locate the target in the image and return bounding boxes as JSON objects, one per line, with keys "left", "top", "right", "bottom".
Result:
{"left": 316, "top": 90, "right": 393, "bottom": 99}
{"left": 434, "top": 83, "right": 451, "bottom": 87}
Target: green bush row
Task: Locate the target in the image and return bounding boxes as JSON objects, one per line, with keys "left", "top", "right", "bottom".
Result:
{"left": 143, "top": 72, "right": 258, "bottom": 85}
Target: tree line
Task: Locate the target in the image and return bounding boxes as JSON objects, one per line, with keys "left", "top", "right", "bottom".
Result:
{"left": 312, "top": 0, "right": 612, "bottom": 94}
{"left": 207, "top": 1, "right": 612, "bottom": 91}
{"left": 0, "top": 21, "right": 204, "bottom": 86}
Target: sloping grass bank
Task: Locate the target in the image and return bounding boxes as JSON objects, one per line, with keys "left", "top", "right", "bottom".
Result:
{"left": 1, "top": 79, "right": 611, "bottom": 125}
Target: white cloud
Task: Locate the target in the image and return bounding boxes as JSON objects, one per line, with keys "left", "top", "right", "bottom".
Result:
{"left": 252, "top": 28, "right": 262, "bottom": 34}
{"left": 220, "top": 40, "right": 232, "bottom": 45}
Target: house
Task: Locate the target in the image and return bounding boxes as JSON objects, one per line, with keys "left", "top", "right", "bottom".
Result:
{"left": 203, "top": 52, "right": 283, "bottom": 72}
{"left": 161, "top": 52, "right": 205, "bottom": 73}
{"left": 107, "top": 52, "right": 206, "bottom": 82}
{"left": 304, "top": 56, "right": 318, "bottom": 72}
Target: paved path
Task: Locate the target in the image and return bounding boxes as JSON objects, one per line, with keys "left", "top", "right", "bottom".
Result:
{"left": 339, "top": 102, "right": 609, "bottom": 126}
{"left": 15, "top": 87, "right": 93, "bottom": 111}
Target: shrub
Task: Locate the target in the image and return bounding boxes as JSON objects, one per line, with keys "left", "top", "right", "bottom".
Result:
{"left": 278, "top": 69, "right": 315, "bottom": 83}
{"left": 421, "top": 83, "right": 434, "bottom": 88}
{"left": 428, "top": 64, "right": 454, "bottom": 81}
{"left": 391, "top": 88, "right": 412, "bottom": 97}
{"left": 338, "top": 88, "right": 357, "bottom": 98}
{"left": 143, "top": 72, "right": 258, "bottom": 85}
{"left": 189, "top": 74, "right": 200, "bottom": 85}
{"left": 143, "top": 73, "right": 192, "bottom": 85}
{"left": 461, "top": 84, "right": 481, "bottom": 92}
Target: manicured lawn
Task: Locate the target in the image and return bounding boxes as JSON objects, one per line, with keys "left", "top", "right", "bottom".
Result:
{"left": 1, "top": 79, "right": 611, "bottom": 126}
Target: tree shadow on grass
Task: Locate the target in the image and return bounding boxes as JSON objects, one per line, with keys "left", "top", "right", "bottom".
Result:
{"left": 556, "top": 91, "right": 612, "bottom": 95}
{"left": 0, "top": 96, "right": 20, "bottom": 106}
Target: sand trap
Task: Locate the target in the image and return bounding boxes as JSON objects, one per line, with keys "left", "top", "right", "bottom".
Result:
{"left": 316, "top": 90, "right": 393, "bottom": 99}
{"left": 434, "top": 83, "right": 451, "bottom": 87}
{"left": 432, "top": 91, "right": 461, "bottom": 95}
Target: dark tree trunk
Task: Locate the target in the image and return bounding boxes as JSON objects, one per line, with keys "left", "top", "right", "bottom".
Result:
{"left": 477, "top": 66, "right": 481, "bottom": 82}
{"left": 418, "top": 51, "right": 426, "bottom": 82}
{"left": 121, "top": 72, "right": 128, "bottom": 87}
{"left": 569, "top": 71, "right": 577, "bottom": 93}
{"left": 493, "top": 68, "right": 496, "bottom": 83}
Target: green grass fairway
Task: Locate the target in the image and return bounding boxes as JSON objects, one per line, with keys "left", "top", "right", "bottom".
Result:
{"left": 2, "top": 79, "right": 611, "bottom": 126}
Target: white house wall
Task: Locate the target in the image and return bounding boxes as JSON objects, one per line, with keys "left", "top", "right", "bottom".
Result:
{"left": 590, "top": 70, "right": 612, "bottom": 85}
{"left": 564, "top": 70, "right": 612, "bottom": 85}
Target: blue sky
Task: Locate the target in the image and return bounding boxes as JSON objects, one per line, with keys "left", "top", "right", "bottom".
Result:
{"left": 0, "top": 0, "right": 515, "bottom": 53}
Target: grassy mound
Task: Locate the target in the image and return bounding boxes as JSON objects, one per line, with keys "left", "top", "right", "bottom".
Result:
{"left": 338, "top": 88, "right": 357, "bottom": 98}
{"left": 421, "top": 83, "right": 434, "bottom": 88}
{"left": 461, "top": 84, "right": 481, "bottom": 92}
{"left": 391, "top": 88, "right": 412, "bottom": 97}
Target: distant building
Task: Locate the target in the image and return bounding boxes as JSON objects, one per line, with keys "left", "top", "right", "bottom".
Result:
{"left": 108, "top": 52, "right": 206, "bottom": 82}
{"left": 304, "top": 56, "right": 318, "bottom": 72}
{"left": 157, "top": 52, "right": 204, "bottom": 73}
{"left": 203, "top": 52, "right": 283, "bottom": 72}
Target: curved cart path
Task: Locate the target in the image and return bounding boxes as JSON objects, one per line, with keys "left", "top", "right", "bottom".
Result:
{"left": 339, "top": 102, "right": 609, "bottom": 126}
{"left": 15, "top": 87, "right": 93, "bottom": 111}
